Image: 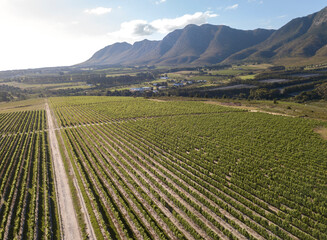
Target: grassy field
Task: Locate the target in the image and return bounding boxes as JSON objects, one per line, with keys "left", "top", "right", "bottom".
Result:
{"left": 0, "top": 98, "right": 45, "bottom": 113}
{"left": 235, "top": 99, "right": 327, "bottom": 120}
{"left": 0, "top": 81, "right": 90, "bottom": 90}
{"left": 239, "top": 74, "right": 257, "bottom": 80}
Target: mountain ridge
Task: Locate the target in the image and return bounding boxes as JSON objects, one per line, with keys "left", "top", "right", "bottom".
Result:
{"left": 79, "top": 6, "right": 327, "bottom": 67}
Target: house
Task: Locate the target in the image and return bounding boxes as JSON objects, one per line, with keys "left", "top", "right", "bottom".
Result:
{"left": 130, "top": 88, "right": 144, "bottom": 92}
{"left": 130, "top": 87, "right": 153, "bottom": 92}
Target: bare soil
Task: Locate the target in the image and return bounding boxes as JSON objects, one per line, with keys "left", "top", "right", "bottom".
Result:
{"left": 314, "top": 127, "right": 327, "bottom": 140}
{"left": 45, "top": 101, "right": 82, "bottom": 240}
{"left": 148, "top": 98, "right": 168, "bottom": 102}
{"left": 204, "top": 101, "right": 295, "bottom": 117}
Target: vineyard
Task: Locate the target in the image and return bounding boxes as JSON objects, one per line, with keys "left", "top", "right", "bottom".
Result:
{"left": 48, "top": 96, "right": 327, "bottom": 240}
{"left": 0, "top": 110, "right": 61, "bottom": 239}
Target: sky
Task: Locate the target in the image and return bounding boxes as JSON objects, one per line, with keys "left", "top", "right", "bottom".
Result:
{"left": 0, "top": 0, "right": 326, "bottom": 71}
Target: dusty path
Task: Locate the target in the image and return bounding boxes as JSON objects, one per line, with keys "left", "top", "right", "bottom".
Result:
{"left": 45, "top": 101, "right": 82, "bottom": 240}
{"left": 204, "top": 101, "right": 295, "bottom": 117}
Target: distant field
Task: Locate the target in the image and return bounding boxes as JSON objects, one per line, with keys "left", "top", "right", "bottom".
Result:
{"left": 106, "top": 72, "right": 138, "bottom": 77}
{"left": 243, "top": 100, "right": 327, "bottom": 120}
{"left": 0, "top": 81, "right": 90, "bottom": 90}
{"left": 239, "top": 64, "right": 273, "bottom": 70}
{"left": 239, "top": 74, "right": 257, "bottom": 80}
{"left": 50, "top": 96, "right": 241, "bottom": 126}
{"left": 0, "top": 98, "right": 45, "bottom": 113}
{"left": 208, "top": 69, "right": 249, "bottom": 75}
{"left": 48, "top": 96, "right": 327, "bottom": 240}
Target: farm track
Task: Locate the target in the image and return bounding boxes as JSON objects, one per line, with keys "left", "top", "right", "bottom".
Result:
{"left": 52, "top": 104, "right": 97, "bottom": 240}
{"left": 45, "top": 101, "right": 81, "bottom": 240}
{"left": 203, "top": 101, "right": 296, "bottom": 117}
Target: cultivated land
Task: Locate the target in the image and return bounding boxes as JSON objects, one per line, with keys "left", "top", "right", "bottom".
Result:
{"left": 0, "top": 98, "right": 45, "bottom": 113}
{"left": 0, "top": 108, "right": 61, "bottom": 239}
{"left": 44, "top": 96, "right": 327, "bottom": 240}
{"left": 0, "top": 96, "right": 326, "bottom": 239}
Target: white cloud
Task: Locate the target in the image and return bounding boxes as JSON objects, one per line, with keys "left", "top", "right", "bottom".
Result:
{"left": 277, "top": 15, "right": 287, "bottom": 19}
{"left": 225, "top": 4, "right": 239, "bottom": 10}
{"left": 84, "top": 7, "right": 112, "bottom": 15}
{"left": 107, "top": 11, "right": 218, "bottom": 43}
{"left": 151, "top": 11, "right": 218, "bottom": 33}
{"left": 248, "top": 0, "right": 263, "bottom": 4}
{"left": 156, "top": 0, "right": 166, "bottom": 4}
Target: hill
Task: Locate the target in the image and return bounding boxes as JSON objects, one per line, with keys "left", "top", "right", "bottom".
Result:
{"left": 79, "top": 25, "right": 274, "bottom": 67}
{"left": 225, "top": 6, "right": 327, "bottom": 65}
{"left": 79, "top": 6, "right": 327, "bottom": 67}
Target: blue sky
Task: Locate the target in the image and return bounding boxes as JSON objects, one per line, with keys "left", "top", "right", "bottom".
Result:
{"left": 0, "top": 0, "right": 326, "bottom": 70}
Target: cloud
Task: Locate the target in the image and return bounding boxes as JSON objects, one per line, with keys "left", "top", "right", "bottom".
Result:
{"left": 155, "top": 0, "right": 166, "bottom": 4}
{"left": 225, "top": 4, "right": 239, "bottom": 10}
{"left": 277, "top": 15, "right": 287, "bottom": 19}
{"left": 106, "top": 11, "right": 218, "bottom": 43}
{"left": 116, "top": 20, "right": 158, "bottom": 37}
{"left": 248, "top": 0, "right": 263, "bottom": 4}
{"left": 134, "top": 23, "right": 158, "bottom": 36}
{"left": 151, "top": 11, "right": 218, "bottom": 33}
{"left": 84, "top": 7, "right": 112, "bottom": 15}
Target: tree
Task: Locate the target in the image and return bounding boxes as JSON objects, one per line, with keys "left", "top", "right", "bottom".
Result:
{"left": 316, "top": 82, "right": 327, "bottom": 100}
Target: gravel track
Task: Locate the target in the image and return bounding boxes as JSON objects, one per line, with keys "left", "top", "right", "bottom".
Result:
{"left": 45, "top": 101, "right": 81, "bottom": 240}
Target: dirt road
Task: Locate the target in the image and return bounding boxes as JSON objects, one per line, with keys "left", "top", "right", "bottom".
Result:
{"left": 45, "top": 101, "right": 82, "bottom": 240}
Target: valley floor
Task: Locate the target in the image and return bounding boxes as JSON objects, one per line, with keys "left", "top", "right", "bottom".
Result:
{"left": 0, "top": 96, "right": 326, "bottom": 240}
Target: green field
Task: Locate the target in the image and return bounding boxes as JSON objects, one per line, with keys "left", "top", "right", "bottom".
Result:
{"left": 0, "top": 98, "right": 45, "bottom": 113}
{"left": 47, "top": 96, "right": 327, "bottom": 240}
{"left": 0, "top": 109, "right": 60, "bottom": 239}
{"left": 0, "top": 96, "right": 326, "bottom": 239}
{"left": 0, "top": 81, "right": 90, "bottom": 90}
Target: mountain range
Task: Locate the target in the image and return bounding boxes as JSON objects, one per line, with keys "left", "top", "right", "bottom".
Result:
{"left": 80, "top": 6, "right": 327, "bottom": 67}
